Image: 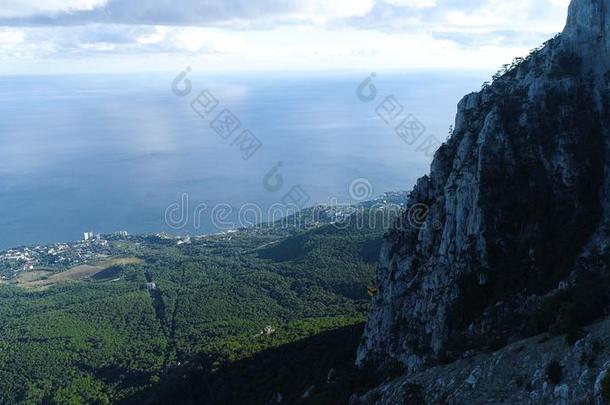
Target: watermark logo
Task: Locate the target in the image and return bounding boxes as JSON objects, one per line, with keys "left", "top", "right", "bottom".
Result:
{"left": 161, "top": 175, "right": 443, "bottom": 237}
{"left": 281, "top": 185, "right": 310, "bottom": 208}
{"left": 349, "top": 178, "right": 373, "bottom": 202}
{"left": 356, "top": 72, "right": 377, "bottom": 102}
{"left": 396, "top": 114, "right": 426, "bottom": 146}
{"left": 356, "top": 73, "right": 442, "bottom": 158}
{"left": 404, "top": 203, "right": 442, "bottom": 230}
{"left": 164, "top": 193, "right": 208, "bottom": 230}
{"left": 172, "top": 68, "right": 262, "bottom": 161}
{"left": 231, "top": 130, "right": 263, "bottom": 160}
{"left": 263, "top": 162, "right": 284, "bottom": 192}
{"left": 191, "top": 90, "right": 219, "bottom": 119}
{"left": 164, "top": 193, "right": 190, "bottom": 230}
{"left": 210, "top": 109, "right": 241, "bottom": 140}
{"left": 171, "top": 67, "right": 310, "bottom": 210}
{"left": 171, "top": 66, "right": 193, "bottom": 97}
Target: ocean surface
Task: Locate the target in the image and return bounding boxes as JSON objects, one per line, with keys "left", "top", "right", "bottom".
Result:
{"left": 0, "top": 71, "right": 487, "bottom": 249}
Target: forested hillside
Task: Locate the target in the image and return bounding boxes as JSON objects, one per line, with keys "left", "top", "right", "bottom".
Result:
{"left": 0, "top": 198, "right": 403, "bottom": 404}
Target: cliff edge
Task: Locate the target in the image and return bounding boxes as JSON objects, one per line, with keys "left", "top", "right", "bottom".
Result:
{"left": 357, "top": 0, "right": 610, "bottom": 385}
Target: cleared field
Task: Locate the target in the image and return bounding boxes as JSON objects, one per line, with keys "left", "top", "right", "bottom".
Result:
{"left": 13, "top": 257, "right": 142, "bottom": 290}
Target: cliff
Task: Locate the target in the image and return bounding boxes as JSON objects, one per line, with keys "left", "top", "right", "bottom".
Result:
{"left": 357, "top": 0, "right": 610, "bottom": 387}
{"left": 356, "top": 317, "right": 610, "bottom": 404}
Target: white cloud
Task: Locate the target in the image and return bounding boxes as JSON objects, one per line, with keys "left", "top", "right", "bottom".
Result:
{"left": 0, "top": 0, "right": 376, "bottom": 26}
{"left": 0, "top": 28, "right": 24, "bottom": 45}
{"left": 0, "top": 0, "right": 107, "bottom": 18}
{"left": 167, "top": 28, "right": 248, "bottom": 53}
{"left": 0, "top": 0, "right": 573, "bottom": 74}
{"left": 297, "top": 0, "right": 374, "bottom": 23}
{"left": 548, "top": 0, "right": 570, "bottom": 7}
{"left": 445, "top": 7, "right": 525, "bottom": 28}
{"left": 136, "top": 26, "right": 167, "bottom": 45}
{"left": 385, "top": 0, "right": 437, "bottom": 9}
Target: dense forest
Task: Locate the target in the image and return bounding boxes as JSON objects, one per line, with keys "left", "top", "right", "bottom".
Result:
{"left": 0, "top": 200, "right": 403, "bottom": 404}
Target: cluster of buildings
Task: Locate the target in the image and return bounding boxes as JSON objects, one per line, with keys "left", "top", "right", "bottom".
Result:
{"left": 0, "top": 231, "right": 131, "bottom": 277}
{"left": 176, "top": 235, "right": 192, "bottom": 245}
{"left": 0, "top": 248, "right": 37, "bottom": 272}
{"left": 0, "top": 243, "right": 75, "bottom": 274}
{"left": 83, "top": 231, "right": 128, "bottom": 242}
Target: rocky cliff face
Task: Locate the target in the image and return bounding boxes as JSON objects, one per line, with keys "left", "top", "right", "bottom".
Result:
{"left": 357, "top": 0, "right": 610, "bottom": 379}
{"left": 356, "top": 317, "right": 610, "bottom": 404}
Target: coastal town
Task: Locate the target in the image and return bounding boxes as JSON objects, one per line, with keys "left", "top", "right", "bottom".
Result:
{"left": 0, "top": 191, "right": 408, "bottom": 279}
{"left": 0, "top": 231, "right": 131, "bottom": 277}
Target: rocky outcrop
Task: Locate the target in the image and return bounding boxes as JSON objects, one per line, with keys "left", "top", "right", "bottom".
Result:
{"left": 354, "top": 316, "right": 610, "bottom": 404}
{"left": 564, "top": 0, "right": 610, "bottom": 73}
{"left": 357, "top": 0, "right": 610, "bottom": 384}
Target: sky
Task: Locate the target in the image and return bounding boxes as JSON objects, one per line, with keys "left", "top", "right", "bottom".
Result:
{"left": 0, "top": 0, "right": 572, "bottom": 74}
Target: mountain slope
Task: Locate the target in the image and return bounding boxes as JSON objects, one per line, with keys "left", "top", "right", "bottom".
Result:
{"left": 0, "top": 201, "right": 398, "bottom": 404}
{"left": 356, "top": 317, "right": 610, "bottom": 404}
{"left": 357, "top": 0, "right": 610, "bottom": 382}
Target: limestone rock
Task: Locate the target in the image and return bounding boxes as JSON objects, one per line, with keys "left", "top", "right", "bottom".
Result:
{"left": 357, "top": 0, "right": 610, "bottom": 387}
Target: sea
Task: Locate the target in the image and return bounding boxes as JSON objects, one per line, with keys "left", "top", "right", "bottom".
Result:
{"left": 0, "top": 70, "right": 487, "bottom": 249}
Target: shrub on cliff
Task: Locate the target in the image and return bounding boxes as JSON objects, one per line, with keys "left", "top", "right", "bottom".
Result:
{"left": 529, "top": 273, "right": 609, "bottom": 338}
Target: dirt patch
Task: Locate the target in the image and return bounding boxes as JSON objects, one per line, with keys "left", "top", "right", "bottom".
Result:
{"left": 14, "top": 257, "right": 142, "bottom": 290}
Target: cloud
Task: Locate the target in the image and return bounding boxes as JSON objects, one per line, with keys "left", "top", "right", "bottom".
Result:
{"left": 431, "top": 0, "right": 568, "bottom": 48}
{"left": 440, "top": 0, "right": 564, "bottom": 31}
{"left": 0, "top": 28, "right": 24, "bottom": 45}
{"left": 0, "top": 0, "right": 107, "bottom": 18}
{"left": 0, "top": 0, "right": 375, "bottom": 27}
{"left": 345, "top": 0, "right": 567, "bottom": 32}
{"left": 547, "top": 0, "right": 570, "bottom": 7}
{"left": 150, "top": 27, "right": 248, "bottom": 53}
{"left": 384, "top": 0, "right": 437, "bottom": 9}
{"left": 0, "top": 0, "right": 569, "bottom": 44}
{"left": 0, "top": 24, "right": 251, "bottom": 61}
{"left": 0, "top": 0, "right": 572, "bottom": 74}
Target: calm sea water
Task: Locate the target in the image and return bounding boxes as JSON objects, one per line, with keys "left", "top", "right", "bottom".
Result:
{"left": 0, "top": 71, "right": 486, "bottom": 249}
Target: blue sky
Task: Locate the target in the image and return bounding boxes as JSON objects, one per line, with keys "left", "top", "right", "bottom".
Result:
{"left": 0, "top": 0, "right": 570, "bottom": 74}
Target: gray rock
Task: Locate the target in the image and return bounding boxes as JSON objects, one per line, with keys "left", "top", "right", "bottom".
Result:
{"left": 356, "top": 0, "right": 610, "bottom": 402}
{"left": 594, "top": 362, "right": 610, "bottom": 405}
{"left": 353, "top": 318, "right": 610, "bottom": 404}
